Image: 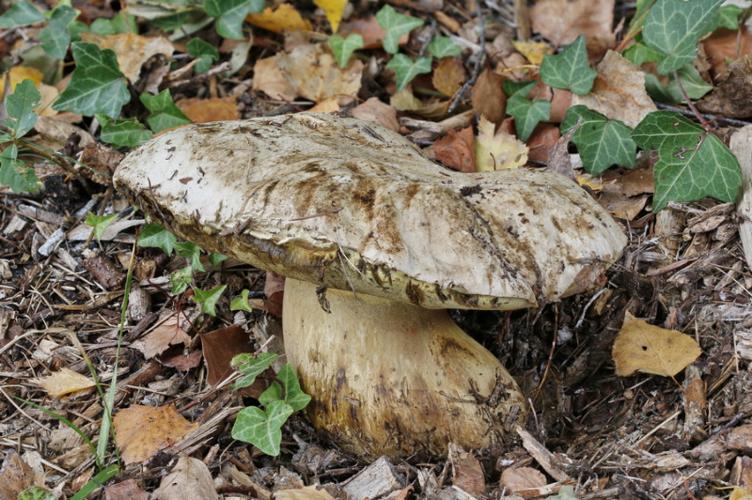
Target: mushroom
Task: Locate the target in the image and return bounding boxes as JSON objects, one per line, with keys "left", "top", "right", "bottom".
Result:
{"left": 114, "top": 113, "right": 627, "bottom": 458}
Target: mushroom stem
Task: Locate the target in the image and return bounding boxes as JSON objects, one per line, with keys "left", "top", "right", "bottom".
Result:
{"left": 282, "top": 278, "right": 528, "bottom": 459}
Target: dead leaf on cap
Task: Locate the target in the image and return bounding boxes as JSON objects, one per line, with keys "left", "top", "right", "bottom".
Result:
{"left": 500, "top": 466, "right": 547, "bottom": 493}
{"left": 176, "top": 96, "right": 239, "bottom": 123}
{"left": 571, "top": 51, "right": 656, "bottom": 128}
{"left": 81, "top": 33, "right": 174, "bottom": 83}
{"left": 433, "top": 58, "right": 466, "bottom": 97}
{"left": 153, "top": 456, "right": 217, "bottom": 500}
{"left": 252, "top": 57, "right": 298, "bottom": 101}
{"left": 475, "top": 116, "right": 528, "bottom": 171}
{"left": 36, "top": 368, "right": 95, "bottom": 398}
{"left": 531, "top": 0, "right": 614, "bottom": 55}
{"left": 350, "top": 97, "right": 400, "bottom": 132}
{"left": 471, "top": 68, "right": 506, "bottom": 124}
{"left": 132, "top": 313, "right": 191, "bottom": 360}
{"left": 247, "top": 3, "right": 312, "bottom": 33}
{"left": 433, "top": 126, "right": 476, "bottom": 172}
{"left": 114, "top": 405, "right": 198, "bottom": 464}
{"left": 612, "top": 313, "right": 702, "bottom": 377}
{"left": 277, "top": 43, "right": 364, "bottom": 102}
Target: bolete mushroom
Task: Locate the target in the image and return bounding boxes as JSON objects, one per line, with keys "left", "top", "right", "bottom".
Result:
{"left": 114, "top": 113, "right": 627, "bottom": 458}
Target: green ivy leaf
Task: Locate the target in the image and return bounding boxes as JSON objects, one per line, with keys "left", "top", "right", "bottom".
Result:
{"left": 328, "top": 33, "right": 364, "bottom": 69}
{"left": 208, "top": 252, "right": 227, "bottom": 266}
{"left": 0, "top": 144, "right": 40, "bottom": 194}
{"left": 4, "top": 80, "right": 40, "bottom": 138}
{"left": 18, "top": 486, "right": 55, "bottom": 500}
{"left": 170, "top": 266, "right": 193, "bottom": 294}
{"left": 192, "top": 284, "right": 227, "bottom": 316}
{"left": 203, "top": 0, "right": 263, "bottom": 39}
{"left": 502, "top": 79, "right": 533, "bottom": 97}
{"left": 258, "top": 381, "right": 281, "bottom": 406}
{"left": 231, "top": 400, "right": 294, "bottom": 456}
{"left": 276, "top": 364, "right": 311, "bottom": 412}
{"left": 505, "top": 83, "right": 550, "bottom": 141}
{"left": 85, "top": 212, "right": 118, "bottom": 241}
{"left": 230, "top": 289, "right": 254, "bottom": 312}
{"left": 137, "top": 223, "right": 177, "bottom": 255}
{"left": 375, "top": 5, "right": 424, "bottom": 54}
{"left": 623, "top": 39, "right": 664, "bottom": 66}
{"left": 539, "top": 35, "right": 596, "bottom": 95}
{"left": 52, "top": 42, "right": 130, "bottom": 118}
{"left": 187, "top": 38, "right": 219, "bottom": 73}
{"left": 386, "top": 53, "right": 432, "bottom": 92}
{"left": 140, "top": 89, "right": 191, "bottom": 132}
{"left": 0, "top": 1, "right": 44, "bottom": 29}
{"left": 427, "top": 36, "right": 461, "bottom": 58}
{"left": 100, "top": 118, "right": 153, "bottom": 148}
{"left": 632, "top": 111, "right": 742, "bottom": 210}
{"left": 561, "top": 105, "right": 636, "bottom": 175}
{"left": 175, "top": 241, "right": 204, "bottom": 272}
{"left": 39, "top": 5, "right": 78, "bottom": 59}
{"left": 643, "top": 0, "right": 724, "bottom": 75}
{"left": 231, "top": 352, "right": 279, "bottom": 389}
{"left": 714, "top": 4, "right": 743, "bottom": 31}
{"left": 90, "top": 12, "right": 138, "bottom": 35}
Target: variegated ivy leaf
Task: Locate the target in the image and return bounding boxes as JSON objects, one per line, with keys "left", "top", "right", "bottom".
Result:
{"left": 539, "top": 35, "right": 596, "bottom": 96}
{"left": 328, "top": 33, "right": 364, "bottom": 68}
{"left": 231, "top": 400, "right": 294, "bottom": 456}
{"left": 386, "top": 54, "right": 432, "bottom": 92}
{"left": 505, "top": 82, "right": 551, "bottom": 142}
{"left": 375, "top": 5, "right": 424, "bottom": 54}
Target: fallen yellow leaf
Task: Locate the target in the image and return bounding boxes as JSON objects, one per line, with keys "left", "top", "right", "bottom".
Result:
{"left": 576, "top": 173, "right": 604, "bottom": 191}
{"left": 0, "top": 66, "right": 43, "bottom": 95}
{"left": 512, "top": 40, "right": 553, "bottom": 65}
{"left": 731, "top": 487, "right": 752, "bottom": 500}
{"left": 176, "top": 96, "right": 239, "bottom": 122}
{"left": 475, "top": 116, "right": 528, "bottom": 171}
{"left": 247, "top": 3, "right": 312, "bottom": 33}
{"left": 114, "top": 405, "right": 197, "bottom": 464}
{"left": 36, "top": 368, "right": 95, "bottom": 398}
{"left": 612, "top": 313, "right": 702, "bottom": 377}
{"left": 314, "top": 0, "right": 348, "bottom": 33}
{"left": 432, "top": 57, "right": 466, "bottom": 97}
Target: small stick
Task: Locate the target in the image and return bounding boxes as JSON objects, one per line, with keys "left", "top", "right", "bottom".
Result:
{"left": 447, "top": 5, "right": 485, "bottom": 114}
{"left": 672, "top": 70, "right": 713, "bottom": 130}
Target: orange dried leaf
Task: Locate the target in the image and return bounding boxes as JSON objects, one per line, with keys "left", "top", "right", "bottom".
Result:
{"left": 471, "top": 69, "right": 506, "bottom": 124}
{"left": 252, "top": 57, "right": 298, "bottom": 101}
{"left": 432, "top": 58, "right": 466, "bottom": 97}
{"left": 247, "top": 3, "right": 312, "bottom": 33}
{"left": 531, "top": 0, "right": 614, "bottom": 55}
{"left": 114, "top": 405, "right": 197, "bottom": 464}
{"left": 350, "top": 97, "right": 400, "bottom": 132}
{"left": 433, "top": 126, "right": 476, "bottom": 173}
{"left": 132, "top": 314, "right": 191, "bottom": 360}
{"left": 176, "top": 96, "right": 239, "bottom": 123}
{"left": 36, "top": 368, "right": 95, "bottom": 398}
{"left": 612, "top": 313, "right": 702, "bottom": 377}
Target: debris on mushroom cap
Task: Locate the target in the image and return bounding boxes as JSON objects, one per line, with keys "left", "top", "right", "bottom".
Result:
{"left": 113, "top": 113, "right": 627, "bottom": 310}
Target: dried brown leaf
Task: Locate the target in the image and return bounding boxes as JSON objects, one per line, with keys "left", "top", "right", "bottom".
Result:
{"left": 448, "top": 443, "right": 485, "bottom": 497}
{"left": 350, "top": 98, "right": 400, "bottom": 132}
{"left": 432, "top": 58, "right": 466, "bottom": 97}
{"left": 471, "top": 68, "right": 506, "bottom": 124}
{"left": 499, "top": 466, "right": 547, "bottom": 493}
{"left": 114, "top": 405, "right": 198, "bottom": 464}
{"left": 176, "top": 96, "right": 240, "bottom": 123}
{"left": 698, "top": 55, "right": 752, "bottom": 118}
{"left": 153, "top": 456, "right": 217, "bottom": 500}
{"left": 277, "top": 43, "right": 363, "bottom": 102}
{"left": 35, "top": 368, "right": 95, "bottom": 398}
{"left": 433, "top": 126, "right": 476, "bottom": 172}
{"left": 132, "top": 313, "right": 191, "bottom": 360}
{"left": 531, "top": 0, "right": 614, "bottom": 55}
{"left": 105, "top": 479, "right": 149, "bottom": 500}
{"left": 252, "top": 57, "right": 297, "bottom": 101}
{"left": 200, "top": 324, "right": 253, "bottom": 386}
{"left": 703, "top": 28, "right": 752, "bottom": 76}
{"left": 612, "top": 313, "right": 702, "bottom": 377}
{"left": 80, "top": 33, "right": 174, "bottom": 83}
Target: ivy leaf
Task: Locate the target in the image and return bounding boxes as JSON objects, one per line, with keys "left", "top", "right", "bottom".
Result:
{"left": 85, "top": 212, "right": 118, "bottom": 241}
{"left": 230, "top": 289, "right": 254, "bottom": 312}
{"left": 503, "top": 80, "right": 534, "bottom": 97}
{"left": 203, "top": 0, "right": 263, "bottom": 39}
{"left": 276, "top": 364, "right": 311, "bottom": 412}
{"left": 170, "top": 266, "right": 193, "bottom": 295}
{"left": 175, "top": 241, "right": 204, "bottom": 272}
{"left": 539, "top": 35, "right": 596, "bottom": 95}
{"left": 714, "top": 5, "right": 743, "bottom": 31}
{"left": 561, "top": 105, "right": 636, "bottom": 175}
{"left": 187, "top": 38, "right": 219, "bottom": 73}
{"left": 90, "top": 12, "right": 138, "bottom": 35}
{"left": 100, "top": 118, "right": 153, "bottom": 148}
{"left": 375, "top": 5, "right": 424, "bottom": 55}
{"left": 505, "top": 83, "right": 550, "bottom": 141}
{"left": 140, "top": 89, "right": 191, "bottom": 132}
{"left": 646, "top": 65, "right": 712, "bottom": 104}
{"left": 643, "top": 0, "right": 724, "bottom": 75}
{"left": 259, "top": 381, "right": 282, "bottom": 406}
{"left": 4, "top": 80, "right": 40, "bottom": 138}
{"left": 0, "top": 1, "right": 44, "bottom": 29}
{"left": 623, "top": 39, "right": 663, "bottom": 66}
{"left": 208, "top": 252, "right": 227, "bottom": 266}
{"left": 0, "top": 144, "right": 40, "bottom": 194}
{"left": 18, "top": 486, "right": 55, "bottom": 500}
{"left": 192, "top": 284, "right": 227, "bottom": 316}
{"left": 632, "top": 111, "right": 742, "bottom": 210}
{"left": 137, "top": 223, "right": 177, "bottom": 255}
{"left": 52, "top": 42, "right": 130, "bottom": 118}
{"left": 231, "top": 352, "right": 279, "bottom": 389}
{"left": 40, "top": 5, "right": 78, "bottom": 59}
{"left": 386, "top": 54, "right": 432, "bottom": 92}
{"left": 427, "top": 36, "right": 461, "bottom": 58}
{"left": 328, "top": 33, "right": 364, "bottom": 69}
{"left": 231, "top": 400, "right": 294, "bottom": 456}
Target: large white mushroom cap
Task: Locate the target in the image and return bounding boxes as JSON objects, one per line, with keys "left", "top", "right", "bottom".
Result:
{"left": 114, "top": 112, "right": 626, "bottom": 310}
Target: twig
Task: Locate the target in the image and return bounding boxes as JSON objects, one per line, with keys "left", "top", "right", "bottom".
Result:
{"left": 672, "top": 70, "right": 712, "bottom": 130}
{"left": 447, "top": 5, "right": 485, "bottom": 114}
{"left": 655, "top": 102, "right": 752, "bottom": 128}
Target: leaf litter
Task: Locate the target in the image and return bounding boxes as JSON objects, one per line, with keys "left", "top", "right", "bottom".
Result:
{"left": 2, "top": 0, "right": 752, "bottom": 498}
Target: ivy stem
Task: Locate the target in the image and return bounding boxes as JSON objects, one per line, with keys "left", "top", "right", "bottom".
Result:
{"left": 672, "top": 70, "right": 713, "bottom": 131}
